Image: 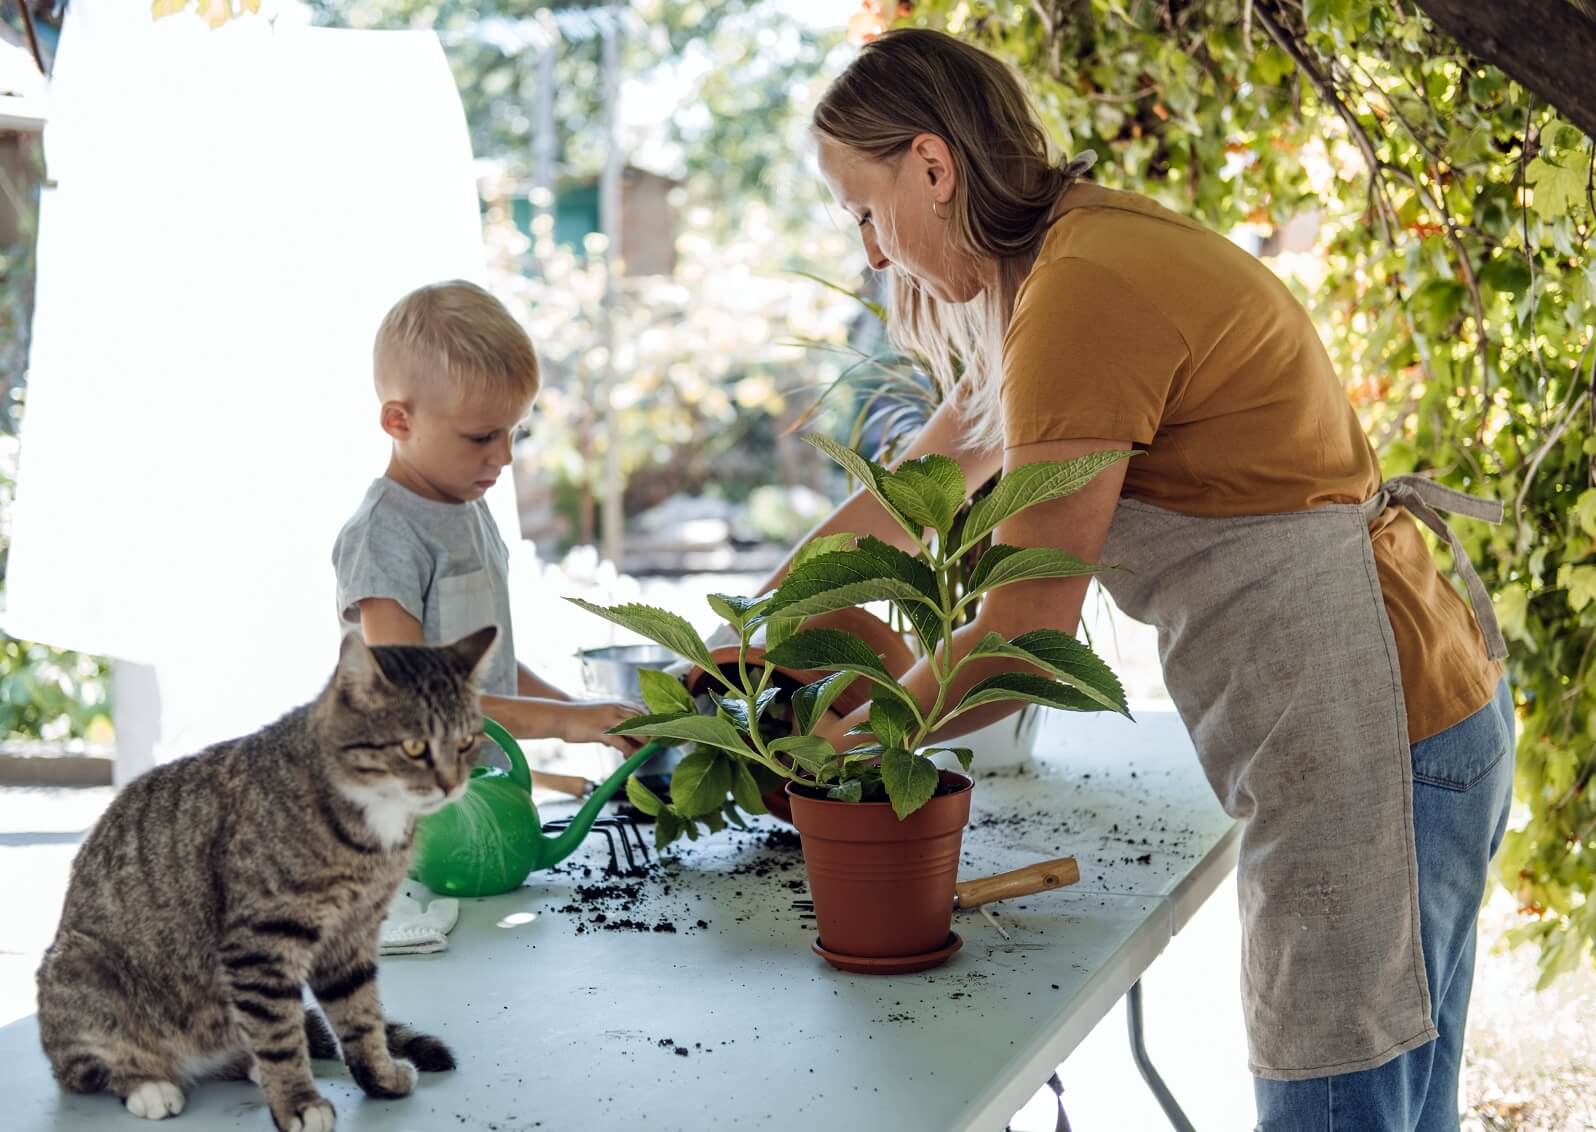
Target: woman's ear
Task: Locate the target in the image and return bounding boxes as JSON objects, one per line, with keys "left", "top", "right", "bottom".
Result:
{"left": 380, "top": 400, "right": 412, "bottom": 441}
{"left": 910, "top": 132, "right": 958, "bottom": 206}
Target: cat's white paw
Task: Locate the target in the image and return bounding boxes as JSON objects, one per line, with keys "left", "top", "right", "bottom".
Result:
{"left": 125, "top": 1080, "right": 186, "bottom": 1119}
{"left": 390, "top": 1059, "right": 417, "bottom": 1095}
{"left": 286, "top": 1098, "right": 336, "bottom": 1132}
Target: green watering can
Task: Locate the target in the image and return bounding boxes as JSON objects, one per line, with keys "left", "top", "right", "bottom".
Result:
{"left": 409, "top": 717, "right": 665, "bottom": 897}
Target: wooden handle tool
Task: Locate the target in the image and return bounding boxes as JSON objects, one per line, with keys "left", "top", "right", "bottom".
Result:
{"left": 529, "top": 769, "right": 594, "bottom": 798}
{"left": 953, "top": 857, "right": 1080, "bottom": 910}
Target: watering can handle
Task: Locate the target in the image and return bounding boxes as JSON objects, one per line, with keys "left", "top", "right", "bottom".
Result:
{"left": 482, "top": 716, "right": 534, "bottom": 795}
{"left": 481, "top": 716, "right": 667, "bottom": 800}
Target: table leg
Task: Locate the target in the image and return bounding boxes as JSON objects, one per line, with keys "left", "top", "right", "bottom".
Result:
{"left": 1127, "top": 980, "right": 1196, "bottom": 1132}
{"left": 1005, "top": 1071, "right": 1071, "bottom": 1132}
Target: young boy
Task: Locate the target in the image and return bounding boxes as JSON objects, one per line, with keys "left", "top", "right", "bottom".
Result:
{"left": 333, "top": 279, "right": 640, "bottom": 750}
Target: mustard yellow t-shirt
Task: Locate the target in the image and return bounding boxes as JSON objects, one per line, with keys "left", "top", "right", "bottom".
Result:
{"left": 1001, "top": 183, "right": 1498, "bottom": 743}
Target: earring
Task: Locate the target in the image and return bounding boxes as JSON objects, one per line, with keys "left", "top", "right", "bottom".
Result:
{"left": 931, "top": 200, "right": 948, "bottom": 220}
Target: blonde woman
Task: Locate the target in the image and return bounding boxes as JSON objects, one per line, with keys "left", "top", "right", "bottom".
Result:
{"left": 778, "top": 28, "right": 1512, "bottom": 1131}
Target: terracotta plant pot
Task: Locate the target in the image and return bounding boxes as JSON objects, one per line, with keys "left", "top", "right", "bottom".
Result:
{"left": 684, "top": 607, "right": 917, "bottom": 824}
{"left": 786, "top": 771, "right": 973, "bottom": 974}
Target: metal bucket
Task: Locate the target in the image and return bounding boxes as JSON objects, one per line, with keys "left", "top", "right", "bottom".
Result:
{"left": 577, "top": 643, "right": 678, "bottom": 700}
{"left": 577, "top": 643, "right": 686, "bottom": 784}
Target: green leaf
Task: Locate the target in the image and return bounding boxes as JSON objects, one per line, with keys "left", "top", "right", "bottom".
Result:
{"left": 716, "top": 688, "right": 779, "bottom": 736}
{"left": 948, "top": 672, "right": 1107, "bottom": 719}
{"left": 754, "top": 686, "right": 780, "bottom": 725}
{"left": 763, "top": 615, "right": 802, "bottom": 653}
{"left": 1575, "top": 490, "right": 1596, "bottom": 538}
{"left": 707, "top": 592, "right": 768, "bottom": 629}
{"left": 869, "top": 694, "right": 918, "bottom": 749}
{"left": 730, "top": 760, "right": 769, "bottom": 814}
{"left": 965, "top": 545, "right": 1104, "bottom": 597}
{"left": 769, "top": 734, "right": 837, "bottom": 775}
{"left": 715, "top": 694, "right": 749, "bottom": 734}
{"left": 638, "top": 668, "right": 694, "bottom": 715}
{"left": 1527, "top": 154, "right": 1589, "bottom": 221}
{"left": 763, "top": 630, "right": 913, "bottom": 706}
{"left": 670, "top": 748, "right": 734, "bottom": 816}
{"left": 625, "top": 775, "right": 665, "bottom": 817}
{"left": 881, "top": 455, "right": 965, "bottom": 534}
{"left": 826, "top": 779, "right": 863, "bottom": 803}
{"left": 789, "top": 532, "right": 858, "bottom": 573}
{"left": 1410, "top": 278, "right": 1467, "bottom": 337}
{"left": 957, "top": 451, "right": 1135, "bottom": 555}
{"left": 1478, "top": 254, "right": 1532, "bottom": 299}
{"left": 792, "top": 671, "right": 860, "bottom": 733}
{"left": 926, "top": 747, "right": 975, "bottom": 772}
{"left": 565, "top": 599, "right": 717, "bottom": 675}
{"left": 880, "top": 747, "right": 939, "bottom": 819}
{"left": 722, "top": 799, "right": 751, "bottom": 830}
{"left": 803, "top": 434, "right": 922, "bottom": 541}
{"left": 607, "top": 711, "right": 755, "bottom": 757}
{"left": 654, "top": 810, "right": 684, "bottom": 851}
{"left": 1559, "top": 564, "right": 1596, "bottom": 614}
{"left": 852, "top": 536, "right": 944, "bottom": 651}
{"left": 966, "top": 629, "right": 1130, "bottom": 716}
{"left": 766, "top": 549, "right": 938, "bottom": 620}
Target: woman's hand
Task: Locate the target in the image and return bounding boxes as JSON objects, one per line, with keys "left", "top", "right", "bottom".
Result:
{"left": 555, "top": 700, "right": 649, "bottom": 754}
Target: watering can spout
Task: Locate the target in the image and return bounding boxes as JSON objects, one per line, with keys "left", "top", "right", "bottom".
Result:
{"left": 540, "top": 737, "right": 664, "bottom": 867}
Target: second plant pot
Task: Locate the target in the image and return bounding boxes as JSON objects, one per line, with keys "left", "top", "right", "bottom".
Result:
{"left": 787, "top": 770, "right": 974, "bottom": 974}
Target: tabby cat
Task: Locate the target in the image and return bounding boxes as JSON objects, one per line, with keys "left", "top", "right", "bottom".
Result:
{"left": 36, "top": 627, "right": 497, "bottom": 1130}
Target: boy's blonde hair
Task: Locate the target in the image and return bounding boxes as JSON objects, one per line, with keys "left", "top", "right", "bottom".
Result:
{"left": 374, "top": 280, "right": 540, "bottom": 409}
{"left": 813, "top": 29, "right": 1094, "bottom": 450}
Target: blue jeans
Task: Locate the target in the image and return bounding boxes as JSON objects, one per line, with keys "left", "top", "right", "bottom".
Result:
{"left": 1253, "top": 678, "right": 1515, "bottom": 1131}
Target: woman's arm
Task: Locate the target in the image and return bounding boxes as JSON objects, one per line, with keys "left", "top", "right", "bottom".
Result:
{"left": 812, "top": 436, "right": 1131, "bottom": 749}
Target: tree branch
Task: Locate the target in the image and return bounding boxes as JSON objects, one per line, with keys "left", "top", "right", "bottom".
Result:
{"left": 1412, "top": 0, "right": 1596, "bottom": 140}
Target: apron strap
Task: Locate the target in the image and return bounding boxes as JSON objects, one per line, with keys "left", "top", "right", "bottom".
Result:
{"left": 1367, "top": 475, "right": 1507, "bottom": 661}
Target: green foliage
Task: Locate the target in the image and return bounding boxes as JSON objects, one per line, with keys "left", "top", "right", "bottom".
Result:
{"left": 580, "top": 438, "right": 1129, "bottom": 841}
{"left": 902, "top": 0, "right": 1596, "bottom": 984}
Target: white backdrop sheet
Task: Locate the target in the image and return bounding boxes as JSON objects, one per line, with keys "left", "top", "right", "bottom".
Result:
{"left": 6, "top": 3, "right": 520, "bottom": 760}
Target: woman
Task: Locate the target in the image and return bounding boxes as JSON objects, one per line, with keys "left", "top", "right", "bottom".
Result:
{"left": 779, "top": 27, "right": 1513, "bottom": 1131}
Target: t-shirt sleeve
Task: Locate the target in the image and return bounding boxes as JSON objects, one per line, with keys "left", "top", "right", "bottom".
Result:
{"left": 331, "top": 508, "right": 433, "bottom": 628}
{"left": 1000, "top": 255, "right": 1189, "bottom": 449}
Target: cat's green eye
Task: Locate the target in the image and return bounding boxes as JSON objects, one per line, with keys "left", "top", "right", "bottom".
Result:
{"left": 401, "top": 739, "right": 428, "bottom": 758}
{"left": 458, "top": 734, "right": 479, "bottom": 753}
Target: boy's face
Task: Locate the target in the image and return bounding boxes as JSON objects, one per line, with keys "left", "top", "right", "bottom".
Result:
{"left": 386, "top": 392, "right": 534, "bottom": 504}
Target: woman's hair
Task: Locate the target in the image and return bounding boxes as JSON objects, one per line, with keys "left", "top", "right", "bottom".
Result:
{"left": 813, "top": 28, "right": 1094, "bottom": 450}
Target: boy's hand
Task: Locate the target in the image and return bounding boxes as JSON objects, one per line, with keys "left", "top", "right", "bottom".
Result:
{"left": 560, "top": 700, "right": 649, "bottom": 755}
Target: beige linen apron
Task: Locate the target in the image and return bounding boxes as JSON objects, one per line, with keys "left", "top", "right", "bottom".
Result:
{"left": 1098, "top": 474, "right": 1505, "bottom": 1080}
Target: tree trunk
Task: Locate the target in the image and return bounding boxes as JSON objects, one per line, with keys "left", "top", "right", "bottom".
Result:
{"left": 1414, "top": 0, "right": 1596, "bottom": 139}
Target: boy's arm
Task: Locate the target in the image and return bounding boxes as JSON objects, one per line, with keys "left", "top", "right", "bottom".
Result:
{"left": 355, "top": 599, "right": 639, "bottom": 752}
{"left": 358, "top": 597, "right": 427, "bottom": 646}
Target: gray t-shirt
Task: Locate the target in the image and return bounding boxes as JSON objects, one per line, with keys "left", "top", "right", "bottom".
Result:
{"left": 332, "top": 478, "right": 517, "bottom": 696}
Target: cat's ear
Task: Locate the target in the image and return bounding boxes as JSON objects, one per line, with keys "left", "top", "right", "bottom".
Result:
{"left": 446, "top": 625, "right": 499, "bottom": 681}
{"left": 337, "top": 631, "right": 393, "bottom": 690}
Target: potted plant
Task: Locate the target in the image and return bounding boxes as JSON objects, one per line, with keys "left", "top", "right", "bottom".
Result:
{"left": 784, "top": 274, "right": 1052, "bottom": 769}
{"left": 571, "top": 435, "right": 1131, "bottom": 971}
